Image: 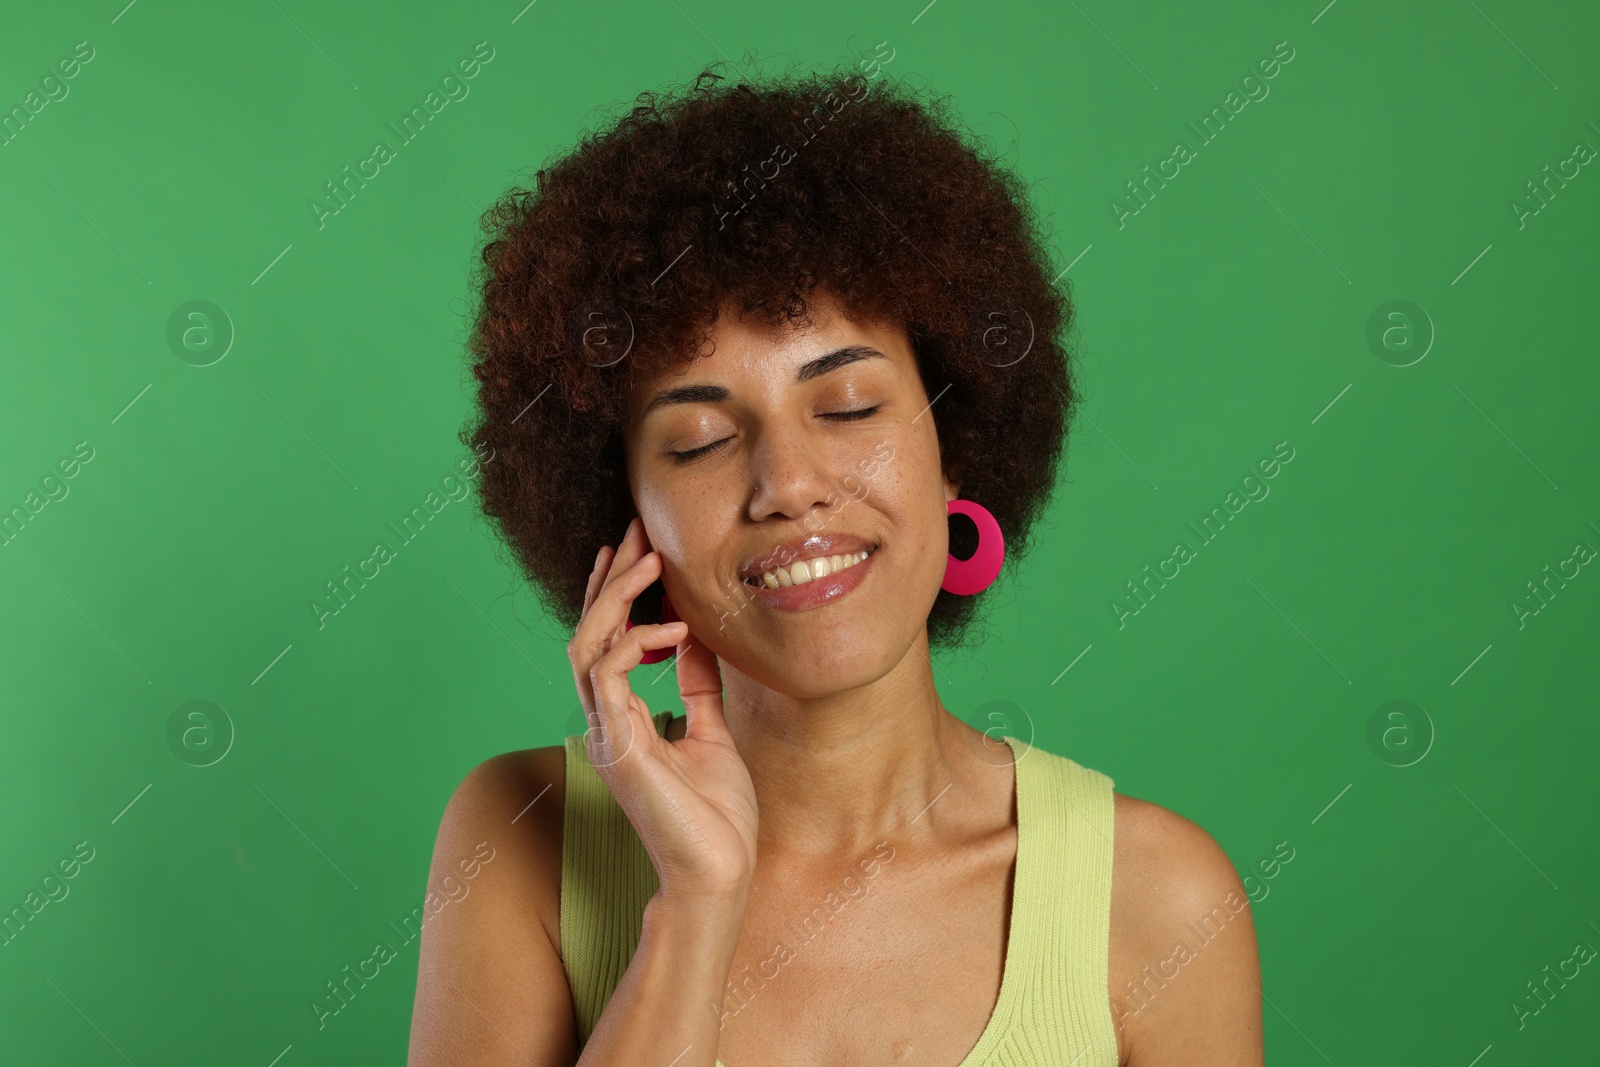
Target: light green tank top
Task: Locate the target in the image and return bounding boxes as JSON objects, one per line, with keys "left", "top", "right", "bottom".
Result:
{"left": 559, "top": 711, "right": 1119, "bottom": 1066}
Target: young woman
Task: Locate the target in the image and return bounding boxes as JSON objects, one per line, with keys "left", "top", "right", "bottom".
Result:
{"left": 408, "top": 62, "right": 1262, "bottom": 1067}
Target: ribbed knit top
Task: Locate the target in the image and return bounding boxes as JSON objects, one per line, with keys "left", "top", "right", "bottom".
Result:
{"left": 559, "top": 711, "right": 1120, "bottom": 1066}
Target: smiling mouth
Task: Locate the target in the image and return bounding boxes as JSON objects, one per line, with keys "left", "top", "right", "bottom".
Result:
{"left": 743, "top": 546, "right": 877, "bottom": 589}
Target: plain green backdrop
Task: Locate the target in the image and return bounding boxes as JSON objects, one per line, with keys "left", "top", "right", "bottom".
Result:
{"left": 2, "top": 0, "right": 1597, "bottom": 1063}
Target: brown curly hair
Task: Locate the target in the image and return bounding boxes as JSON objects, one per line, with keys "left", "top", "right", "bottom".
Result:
{"left": 459, "top": 58, "right": 1080, "bottom": 655}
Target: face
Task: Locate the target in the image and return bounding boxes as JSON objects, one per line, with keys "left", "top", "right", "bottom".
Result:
{"left": 622, "top": 287, "right": 959, "bottom": 697}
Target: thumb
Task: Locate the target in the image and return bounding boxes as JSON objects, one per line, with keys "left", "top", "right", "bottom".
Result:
{"left": 674, "top": 633, "right": 729, "bottom": 742}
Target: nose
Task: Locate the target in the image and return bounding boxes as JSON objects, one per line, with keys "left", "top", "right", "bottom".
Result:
{"left": 744, "top": 418, "right": 842, "bottom": 526}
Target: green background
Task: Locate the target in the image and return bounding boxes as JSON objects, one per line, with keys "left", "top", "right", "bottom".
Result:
{"left": 2, "top": 0, "right": 1596, "bottom": 1062}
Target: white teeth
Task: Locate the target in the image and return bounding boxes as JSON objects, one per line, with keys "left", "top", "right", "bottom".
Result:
{"left": 753, "top": 548, "right": 872, "bottom": 589}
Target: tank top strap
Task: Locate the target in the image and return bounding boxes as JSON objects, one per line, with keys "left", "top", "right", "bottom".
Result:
{"left": 1007, "top": 734, "right": 1119, "bottom": 1063}
{"left": 559, "top": 710, "right": 673, "bottom": 1047}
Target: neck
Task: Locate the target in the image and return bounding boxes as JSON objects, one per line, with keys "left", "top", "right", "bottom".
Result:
{"left": 713, "top": 629, "right": 996, "bottom": 859}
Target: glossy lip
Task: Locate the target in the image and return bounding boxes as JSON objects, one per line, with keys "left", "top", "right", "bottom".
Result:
{"left": 738, "top": 532, "right": 877, "bottom": 584}
{"left": 743, "top": 543, "right": 878, "bottom": 613}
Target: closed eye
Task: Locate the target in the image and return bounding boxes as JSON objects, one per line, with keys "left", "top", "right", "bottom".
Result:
{"left": 668, "top": 439, "right": 726, "bottom": 464}
{"left": 668, "top": 407, "right": 881, "bottom": 464}
{"left": 823, "top": 405, "right": 880, "bottom": 422}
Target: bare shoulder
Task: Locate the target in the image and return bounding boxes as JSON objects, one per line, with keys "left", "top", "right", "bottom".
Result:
{"left": 1108, "top": 792, "right": 1263, "bottom": 1067}
{"left": 407, "top": 743, "right": 575, "bottom": 1067}
{"left": 1110, "top": 792, "right": 1242, "bottom": 915}
{"left": 443, "top": 744, "right": 568, "bottom": 881}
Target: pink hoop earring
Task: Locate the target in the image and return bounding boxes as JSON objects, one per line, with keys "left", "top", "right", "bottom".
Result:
{"left": 625, "top": 592, "right": 680, "bottom": 664}
{"left": 943, "top": 499, "right": 1005, "bottom": 595}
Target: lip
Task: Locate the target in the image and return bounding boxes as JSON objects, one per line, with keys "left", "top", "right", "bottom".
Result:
{"left": 739, "top": 532, "right": 878, "bottom": 583}
{"left": 744, "top": 543, "right": 878, "bottom": 612}
{"left": 737, "top": 532, "right": 879, "bottom": 614}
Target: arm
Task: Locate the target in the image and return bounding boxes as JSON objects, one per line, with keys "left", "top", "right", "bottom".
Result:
{"left": 407, "top": 749, "right": 580, "bottom": 1066}
{"left": 410, "top": 518, "right": 757, "bottom": 1065}
{"left": 407, "top": 752, "right": 751, "bottom": 1067}
{"left": 1112, "top": 795, "right": 1264, "bottom": 1066}
{"left": 582, "top": 891, "right": 748, "bottom": 1067}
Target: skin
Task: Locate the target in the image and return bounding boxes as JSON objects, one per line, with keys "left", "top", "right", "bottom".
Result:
{"left": 408, "top": 287, "right": 1263, "bottom": 1066}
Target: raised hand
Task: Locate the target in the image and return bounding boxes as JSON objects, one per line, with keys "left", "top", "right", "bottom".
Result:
{"left": 567, "top": 516, "right": 759, "bottom": 904}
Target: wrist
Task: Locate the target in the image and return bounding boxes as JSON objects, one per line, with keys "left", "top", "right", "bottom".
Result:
{"left": 646, "top": 885, "right": 748, "bottom": 928}
{"left": 643, "top": 888, "right": 748, "bottom": 964}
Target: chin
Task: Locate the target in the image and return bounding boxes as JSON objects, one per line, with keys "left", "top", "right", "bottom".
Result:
{"left": 730, "top": 625, "right": 898, "bottom": 698}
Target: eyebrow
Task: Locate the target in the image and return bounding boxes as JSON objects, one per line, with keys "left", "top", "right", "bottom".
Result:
{"left": 640, "top": 345, "right": 886, "bottom": 418}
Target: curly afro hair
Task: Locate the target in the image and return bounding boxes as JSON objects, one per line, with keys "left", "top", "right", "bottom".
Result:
{"left": 460, "top": 58, "right": 1080, "bottom": 655}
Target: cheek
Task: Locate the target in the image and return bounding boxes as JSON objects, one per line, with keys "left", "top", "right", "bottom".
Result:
{"left": 859, "top": 431, "right": 948, "bottom": 553}
{"left": 635, "top": 493, "right": 680, "bottom": 555}
{"left": 635, "top": 483, "right": 726, "bottom": 584}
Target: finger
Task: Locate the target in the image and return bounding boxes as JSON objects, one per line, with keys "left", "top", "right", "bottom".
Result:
{"left": 675, "top": 631, "right": 730, "bottom": 742}
{"left": 582, "top": 690, "right": 638, "bottom": 771}
{"left": 569, "top": 663, "right": 597, "bottom": 732}
{"left": 573, "top": 547, "right": 607, "bottom": 662}
{"left": 588, "top": 547, "right": 665, "bottom": 651}
{"left": 571, "top": 544, "right": 657, "bottom": 715}
{"left": 588, "top": 621, "right": 689, "bottom": 763}
{"left": 592, "top": 619, "right": 689, "bottom": 693}
{"left": 597, "top": 517, "right": 649, "bottom": 602}
{"left": 581, "top": 543, "right": 612, "bottom": 618}
{"left": 571, "top": 546, "right": 618, "bottom": 713}
{"left": 592, "top": 518, "right": 651, "bottom": 643}
{"left": 572, "top": 525, "right": 657, "bottom": 718}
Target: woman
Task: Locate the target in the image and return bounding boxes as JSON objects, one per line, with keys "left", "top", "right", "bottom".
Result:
{"left": 409, "top": 61, "right": 1262, "bottom": 1066}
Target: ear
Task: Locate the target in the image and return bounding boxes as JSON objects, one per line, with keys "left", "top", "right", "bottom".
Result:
{"left": 942, "top": 468, "right": 962, "bottom": 504}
